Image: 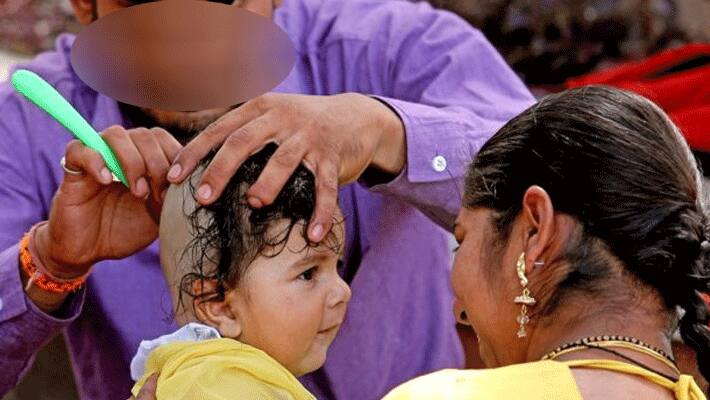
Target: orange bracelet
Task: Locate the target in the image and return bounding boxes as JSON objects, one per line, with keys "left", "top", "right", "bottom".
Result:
{"left": 19, "top": 225, "right": 88, "bottom": 294}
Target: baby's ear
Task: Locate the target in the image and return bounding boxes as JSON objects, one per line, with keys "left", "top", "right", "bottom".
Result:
{"left": 192, "top": 280, "right": 243, "bottom": 339}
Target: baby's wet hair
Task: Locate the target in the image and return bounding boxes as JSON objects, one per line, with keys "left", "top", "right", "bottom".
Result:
{"left": 177, "top": 143, "right": 344, "bottom": 312}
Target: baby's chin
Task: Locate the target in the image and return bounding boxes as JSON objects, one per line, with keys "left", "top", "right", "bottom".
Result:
{"left": 288, "top": 330, "right": 340, "bottom": 377}
{"left": 290, "top": 351, "right": 327, "bottom": 377}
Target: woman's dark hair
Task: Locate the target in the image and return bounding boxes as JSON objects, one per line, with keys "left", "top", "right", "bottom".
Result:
{"left": 177, "top": 143, "right": 343, "bottom": 310}
{"left": 464, "top": 86, "right": 710, "bottom": 384}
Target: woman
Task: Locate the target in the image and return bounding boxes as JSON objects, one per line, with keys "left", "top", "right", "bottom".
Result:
{"left": 384, "top": 86, "right": 709, "bottom": 399}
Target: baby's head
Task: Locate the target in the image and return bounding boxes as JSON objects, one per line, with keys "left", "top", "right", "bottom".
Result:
{"left": 160, "top": 143, "right": 351, "bottom": 376}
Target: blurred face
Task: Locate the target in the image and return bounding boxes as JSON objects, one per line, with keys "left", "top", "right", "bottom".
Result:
{"left": 225, "top": 213, "right": 351, "bottom": 376}
{"left": 73, "top": 0, "right": 280, "bottom": 142}
{"left": 451, "top": 208, "right": 525, "bottom": 367}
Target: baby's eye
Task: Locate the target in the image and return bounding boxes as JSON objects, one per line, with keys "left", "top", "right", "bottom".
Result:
{"left": 452, "top": 245, "right": 460, "bottom": 253}
{"left": 299, "top": 266, "right": 317, "bottom": 281}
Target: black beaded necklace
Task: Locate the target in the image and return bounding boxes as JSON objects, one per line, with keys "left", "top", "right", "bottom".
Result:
{"left": 541, "top": 335, "right": 680, "bottom": 382}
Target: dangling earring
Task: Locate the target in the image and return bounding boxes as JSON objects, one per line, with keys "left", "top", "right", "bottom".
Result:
{"left": 514, "top": 252, "right": 536, "bottom": 338}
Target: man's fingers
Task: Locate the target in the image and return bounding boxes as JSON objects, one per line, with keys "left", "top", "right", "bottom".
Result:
{"left": 308, "top": 159, "right": 339, "bottom": 243}
{"left": 101, "top": 126, "right": 149, "bottom": 198}
{"left": 64, "top": 140, "right": 114, "bottom": 185}
{"left": 131, "top": 128, "right": 172, "bottom": 202}
{"left": 246, "top": 135, "right": 308, "bottom": 207}
{"left": 168, "top": 99, "right": 264, "bottom": 185}
{"left": 153, "top": 127, "right": 183, "bottom": 164}
{"left": 135, "top": 373, "right": 159, "bottom": 400}
{"left": 194, "top": 115, "right": 277, "bottom": 204}
{"left": 153, "top": 127, "right": 184, "bottom": 201}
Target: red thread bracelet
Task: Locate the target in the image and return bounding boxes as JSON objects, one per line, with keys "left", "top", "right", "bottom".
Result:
{"left": 20, "top": 223, "right": 90, "bottom": 294}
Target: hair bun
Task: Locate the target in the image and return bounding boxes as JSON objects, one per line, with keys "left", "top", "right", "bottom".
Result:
{"left": 684, "top": 222, "right": 710, "bottom": 294}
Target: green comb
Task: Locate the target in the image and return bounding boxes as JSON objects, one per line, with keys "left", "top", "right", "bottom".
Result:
{"left": 11, "top": 69, "right": 128, "bottom": 187}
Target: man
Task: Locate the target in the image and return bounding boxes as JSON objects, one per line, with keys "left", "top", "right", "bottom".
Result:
{"left": 0, "top": 0, "right": 534, "bottom": 399}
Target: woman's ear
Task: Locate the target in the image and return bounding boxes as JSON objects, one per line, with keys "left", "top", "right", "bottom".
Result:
{"left": 69, "top": 0, "right": 96, "bottom": 25}
{"left": 192, "top": 280, "right": 243, "bottom": 339}
{"left": 519, "top": 186, "right": 581, "bottom": 310}
{"left": 520, "top": 186, "right": 555, "bottom": 271}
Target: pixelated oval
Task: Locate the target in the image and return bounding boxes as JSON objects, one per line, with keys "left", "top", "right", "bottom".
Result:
{"left": 71, "top": 1, "right": 296, "bottom": 111}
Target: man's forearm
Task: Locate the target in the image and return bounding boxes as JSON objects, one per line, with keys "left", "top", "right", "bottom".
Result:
{"left": 19, "top": 262, "right": 70, "bottom": 313}
{"left": 21, "top": 224, "right": 74, "bottom": 313}
{"left": 0, "top": 243, "right": 82, "bottom": 397}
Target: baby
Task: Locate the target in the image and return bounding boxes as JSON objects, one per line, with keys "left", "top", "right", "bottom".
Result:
{"left": 130, "top": 143, "right": 351, "bottom": 399}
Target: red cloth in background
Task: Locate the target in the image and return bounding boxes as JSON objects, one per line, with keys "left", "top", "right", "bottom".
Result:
{"left": 567, "top": 44, "right": 710, "bottom": 153}
{"left": 569, "top": 46, "right": 710, "bottom": 325}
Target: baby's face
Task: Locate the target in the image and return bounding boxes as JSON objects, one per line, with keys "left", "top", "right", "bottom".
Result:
{"left": 225, "top": 214, "right": 351, "bottom": 376}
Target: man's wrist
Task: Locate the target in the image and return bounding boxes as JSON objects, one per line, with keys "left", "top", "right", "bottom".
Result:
{"left": 34, "top": 223, "right": 92, "bottom": 279}
{"left": 369, "top": 96, "right": 406, "bottom": 176}
{"left": 19, "top": 257, "right": 71, "bottom": 313}
{"left": 21, "top": 224, "right": 89, "bottom": 313}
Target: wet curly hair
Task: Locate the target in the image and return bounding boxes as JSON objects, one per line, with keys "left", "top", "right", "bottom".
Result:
{"left": 176, "top": 143, "right": 344, "bottom": 311}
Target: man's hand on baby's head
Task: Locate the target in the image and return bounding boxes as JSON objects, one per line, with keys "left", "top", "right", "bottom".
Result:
{"left": 166, "top": 92, "right": 405, "bottom": 243}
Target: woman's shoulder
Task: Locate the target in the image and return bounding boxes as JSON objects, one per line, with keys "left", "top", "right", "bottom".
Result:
{"left": 383, "top": 360, "right": 584, "bottom": 400}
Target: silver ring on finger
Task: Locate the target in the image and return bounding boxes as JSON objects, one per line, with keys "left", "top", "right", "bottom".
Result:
{"left": 60, "top": 156, "right": 84, "bottom": 176}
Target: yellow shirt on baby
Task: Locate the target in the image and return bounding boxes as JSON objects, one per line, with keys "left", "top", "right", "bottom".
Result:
{"left": 131, "top": 338, "right": 315, "bottom": 400}
{"left": 383, "top": 359, "right": 706, "bottom": 400}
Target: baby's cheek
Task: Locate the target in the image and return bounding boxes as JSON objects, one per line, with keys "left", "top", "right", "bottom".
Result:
{"left": 275, "top": 289, "right": 323, "bottom": 336}
{"left": 274, "top": 317, "right": 322, "bottom": 372}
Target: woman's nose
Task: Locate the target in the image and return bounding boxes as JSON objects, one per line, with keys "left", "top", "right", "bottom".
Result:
{"left": 453, "top": 299, "right": 470, "bottom": 326}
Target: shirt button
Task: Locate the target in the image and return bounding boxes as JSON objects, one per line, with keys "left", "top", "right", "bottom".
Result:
{"left": 432, "top": 155, "right": 447, "bottom": 172}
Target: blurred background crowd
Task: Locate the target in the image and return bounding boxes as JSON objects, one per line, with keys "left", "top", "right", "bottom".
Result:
{"left": 1, "top": 1, "right": 709, "bottom": 399}
{"left": 2, "top": 0, "right": 709, "bottom": 83}
{"left": 427, "top": 0, "right": 710, "bottom": 86}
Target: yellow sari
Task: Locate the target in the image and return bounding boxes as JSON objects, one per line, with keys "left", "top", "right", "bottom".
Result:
{"left": 383, "top": 359, "right": 706, "bottom": 400}
{"left": 131, "top": 338, "right": 315, "bottom": 400}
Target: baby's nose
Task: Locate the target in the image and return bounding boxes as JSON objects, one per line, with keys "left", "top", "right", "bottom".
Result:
{"left": 329, "top": 276, "right": 352, "bottom": 307}
{"left": 339, "top": 278, "right": 352, "bottom": 304}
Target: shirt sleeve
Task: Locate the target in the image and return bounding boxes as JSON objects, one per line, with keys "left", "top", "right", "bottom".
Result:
{"left": 352, "top": 2, "right": 536, "bottom": 230}
{"left": 0, "top": 89, "right": 85, "bottom": 396}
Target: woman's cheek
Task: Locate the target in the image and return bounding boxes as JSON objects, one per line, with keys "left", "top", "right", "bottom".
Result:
{"left": 451, "top": 252, "right": 477, "bottom": 305}
{"left": 450, "top": 255, "right": 466, "bottom": 299}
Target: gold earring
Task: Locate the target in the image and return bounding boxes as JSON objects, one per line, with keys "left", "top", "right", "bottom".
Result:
{"left": 514, "top": 252, "right": 536, "bottom": 338}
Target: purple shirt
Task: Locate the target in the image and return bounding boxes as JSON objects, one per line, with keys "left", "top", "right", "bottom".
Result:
{"left": 0, "top": 0, "right": 534, "bottom": 399}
